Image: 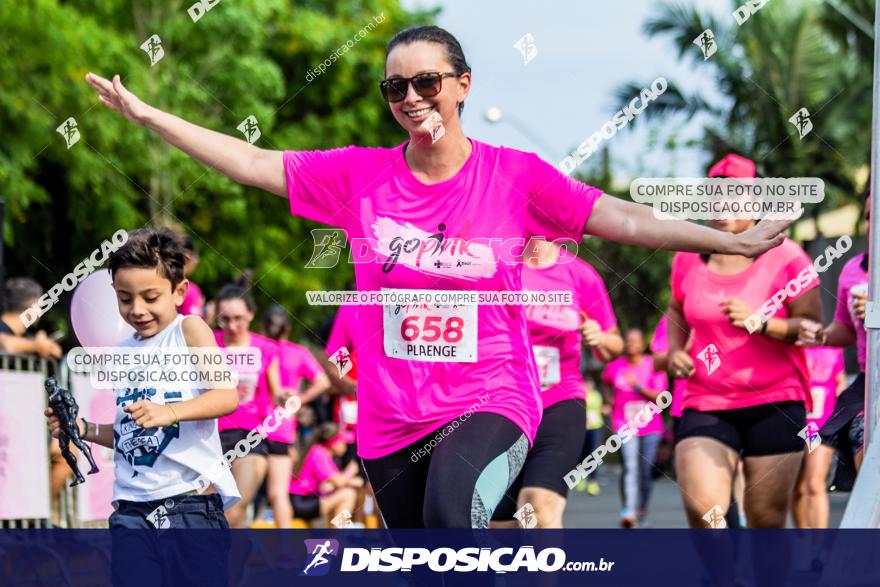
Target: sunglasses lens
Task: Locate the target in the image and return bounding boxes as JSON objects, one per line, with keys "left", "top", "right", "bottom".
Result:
{"left": 412, "top": 73, "right": 442, "bottom": 97}
{"left": 380, "top": 79, "right": 407, "bottom": 102}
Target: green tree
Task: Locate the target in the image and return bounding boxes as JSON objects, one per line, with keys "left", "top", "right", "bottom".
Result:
{"left": 616, "top": 0, "right": 872, "bottom": 224}
{"left": 574, "top": 147, "right": 672, "bottom": 336}
{"left": 1, "top": 0, "right": 430, "bottom": 342}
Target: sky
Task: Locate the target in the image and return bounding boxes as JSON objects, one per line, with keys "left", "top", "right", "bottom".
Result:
{"left": 400, "top": 0, "right": 733, "bottom": 181}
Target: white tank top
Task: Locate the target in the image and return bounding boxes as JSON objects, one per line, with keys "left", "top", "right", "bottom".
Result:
{"left": 112, "top": 314, "right": 240, "bottom": 509}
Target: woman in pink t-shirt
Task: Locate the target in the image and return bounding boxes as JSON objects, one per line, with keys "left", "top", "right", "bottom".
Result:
{"left": 666, "top": 154, "right": 822, "bottom": 529}
{"left": 798, "top": 195, "right": 870, "bottom": 482}
{"left": 289, "top": 423, "right": 363, "bottom": 525}
{"left": 791, "top": 346, "right": 846, "bottom": 528}
{"left": 603, "top": 329, "right": 668, "bottom": 528}
{"left": 213, "top": 285, "right": 284, "bottom": 527}
{"left": 491, "top": 238, "right": 622, "bottom": 528}
{"left": 86, "top": 28, "right": 794, "bottom": 528}
{"left": 261, "top": 305, "right": 330, "bottom": 528}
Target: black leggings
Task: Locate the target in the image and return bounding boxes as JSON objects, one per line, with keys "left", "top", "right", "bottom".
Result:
{"left": 361, "top": 412, "right": 527, "bottom": 528}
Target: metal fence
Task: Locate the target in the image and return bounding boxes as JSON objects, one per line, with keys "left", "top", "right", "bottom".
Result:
{"left": 0, "top": 352, "right": 60, "bottom": 528}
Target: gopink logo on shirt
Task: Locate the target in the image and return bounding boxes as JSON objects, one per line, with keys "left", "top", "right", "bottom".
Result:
{"left": 371, "top": 217, "right": 497, "bottom": 280}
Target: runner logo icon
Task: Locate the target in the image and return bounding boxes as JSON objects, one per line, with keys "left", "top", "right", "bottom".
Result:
{"left": 696, "top": 344, "right": 721, "bottom": 375}
{"left": 301, "top": 539, "right": 340, "bottom": 577}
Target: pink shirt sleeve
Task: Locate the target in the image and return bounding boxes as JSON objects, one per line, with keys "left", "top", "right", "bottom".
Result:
{"left": 526, "top": 154, "right": 603, "bottom": 242}
{"left": 283, "top": 148, "right": 357, "bottom": 229}
{"left": 778, "top": 245, "right": 818, "bottom": 302}
{"left": 311, "top": 446, "right": 341, "bottom": 483}
{"left": 834, "top": 271, "right": 854, "bottom": 327}
{"left": 580, "top": 262, "right": 617, "bottom": 331}
{"left": 325, "top": 307, "right": 355, "bottom": 355}
{"left": 298, "top": 349, "right": 323, "bottom": 381}
{"left": 670, "top": 253, "right": 689, "bottom": 304}
{"left": 650, "top": 317, "right": 668, "bottom": 354}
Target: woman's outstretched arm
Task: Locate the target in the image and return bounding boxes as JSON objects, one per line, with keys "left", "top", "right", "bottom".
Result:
{"left": 585, "top": 194, "right": 797, "bottom": 257}
{"left": 86, "top": 73, "right": 286, "bottom": 197}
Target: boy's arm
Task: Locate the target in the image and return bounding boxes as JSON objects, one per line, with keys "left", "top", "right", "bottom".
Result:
{"left": 44, "top": 408, "right": 114, "bottom": 448}
{"left": 124, "top": 317, "right": 239, "bottom": 428}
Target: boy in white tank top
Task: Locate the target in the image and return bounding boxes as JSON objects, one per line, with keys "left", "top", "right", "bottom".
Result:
{"left": 45, "top": 228, "right": 241, "bottom": 534}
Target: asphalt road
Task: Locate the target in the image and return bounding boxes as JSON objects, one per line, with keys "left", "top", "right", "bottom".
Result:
{"left": 562, "top": 464, "right": 849, "bottom": 528}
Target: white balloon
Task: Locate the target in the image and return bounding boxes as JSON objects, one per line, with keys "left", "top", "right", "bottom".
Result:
{"left": 71, "top": 271, "right": 134, "bottom": 347}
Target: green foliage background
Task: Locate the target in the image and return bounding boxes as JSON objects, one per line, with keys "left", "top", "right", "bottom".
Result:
{"left": 1, "top": 0, "right": 430, "bottom": 342}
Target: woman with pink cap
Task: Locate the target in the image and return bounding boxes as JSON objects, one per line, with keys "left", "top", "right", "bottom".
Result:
{"left": 666, "top": 153, "right": 821, "bottom": 528}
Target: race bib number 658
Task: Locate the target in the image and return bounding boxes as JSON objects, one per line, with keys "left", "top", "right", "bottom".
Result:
{"left": 383, "top": 290, "right": 477, "bottom": 363}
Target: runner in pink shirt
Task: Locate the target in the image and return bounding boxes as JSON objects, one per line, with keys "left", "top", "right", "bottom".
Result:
{"left": 791, "top": 346, "right": 846, "bottom": 528}
{"left": 667, "top": 154, "right": 822, "bottom": 529}
{"left": 289, "top": 423, "right": 362, "bottom": 525}
{"left": 491, "top": 238, "right": 622, "bottom": 528}
{"left": 86, "top": 28, "right": 795, "bottom": 527}
{"left": 603, "top": 330, "right": 667, "bottom": 527}
{"left": 260, "top": 304, "right": 330, "bottom": 528}
{"left": 213, "top": 285, "right": 283, "bottom": 527}
{"left": 798, "top": 193, "right": 871, "bottom": 481}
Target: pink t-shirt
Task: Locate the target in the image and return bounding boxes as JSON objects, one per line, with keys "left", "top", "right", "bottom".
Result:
{"left": 833, "top": 253, "right": 868, "bottom": 372}
{"left": 671, "top": 239, "right": 814, "bottom": 412}
{"left": 265, "top": 340, "right": 323, "bottom": 444}
{"left": 648, "top": 315, "right": 687, "bottom": 418}
{"left": 804, "top": 346, "right": 845, "bottom": 428}
{"left": 522, "top": 249, "right": 616, "bottom": 408}
{"left": 215, "top": 331, "right": 279, "bottom": 432}
{"left": 325, "top": 305, "right": 359, "bottom": 442}
{"left": 602, "top": 355, "right": 667, "bottom": 436}
{"left": 177, "top": 281, "right": 204, "bottom": 317}
{"left": 289, "top": 444, "right": 339, "bottom": 497}
{"left": 284, "top": 140, "right": 602, "bottom": 458}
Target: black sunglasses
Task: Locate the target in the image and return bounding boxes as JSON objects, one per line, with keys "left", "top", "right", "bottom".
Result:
{"left": 379, "top": 72, "right": 459, "bottom": 103}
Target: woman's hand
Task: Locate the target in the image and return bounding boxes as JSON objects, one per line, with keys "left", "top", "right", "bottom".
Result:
{"left": 668, "top": 350, "right": 695, "bottom": 379}
{"left": 732, "top": 216, "right": 799, "bottom": 257}
{"left": 852, "top": 290, "right": 867, "bottom": 322}
{"left": 720, "top": 299, "right": 755, "bottom": 330}
{"left": 796, "top": 320, "right": 826, "bottom": 347}
{"left": 580, "top": 317, "right": 605, "bottom": 347}
{"left": 86, "top": 73, "right": 153, "bottom": 127}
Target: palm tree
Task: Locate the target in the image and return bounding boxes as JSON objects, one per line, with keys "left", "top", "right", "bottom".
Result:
{"left": 615, "top": 0, "right": 873, "bottom": 225}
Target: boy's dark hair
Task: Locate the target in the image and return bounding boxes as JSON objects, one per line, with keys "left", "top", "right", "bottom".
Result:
{"left": 261, "top": 304, "right": 291, "bottom": 340}
{"left": 2, "top": 277, "right": 43, "bottom": 314}
{"left": 108, "top": 228, "right": 186, "bottom": 290}
{"left": 216, "top": 284, "right": 256, "bottom": 313}
{"left": 386, "top": 26, "right": 471, "bottom": 116}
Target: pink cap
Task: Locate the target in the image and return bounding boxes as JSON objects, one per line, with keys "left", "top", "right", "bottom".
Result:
{"left": 708, "top": 154, "right": 756, "bottom": 179}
